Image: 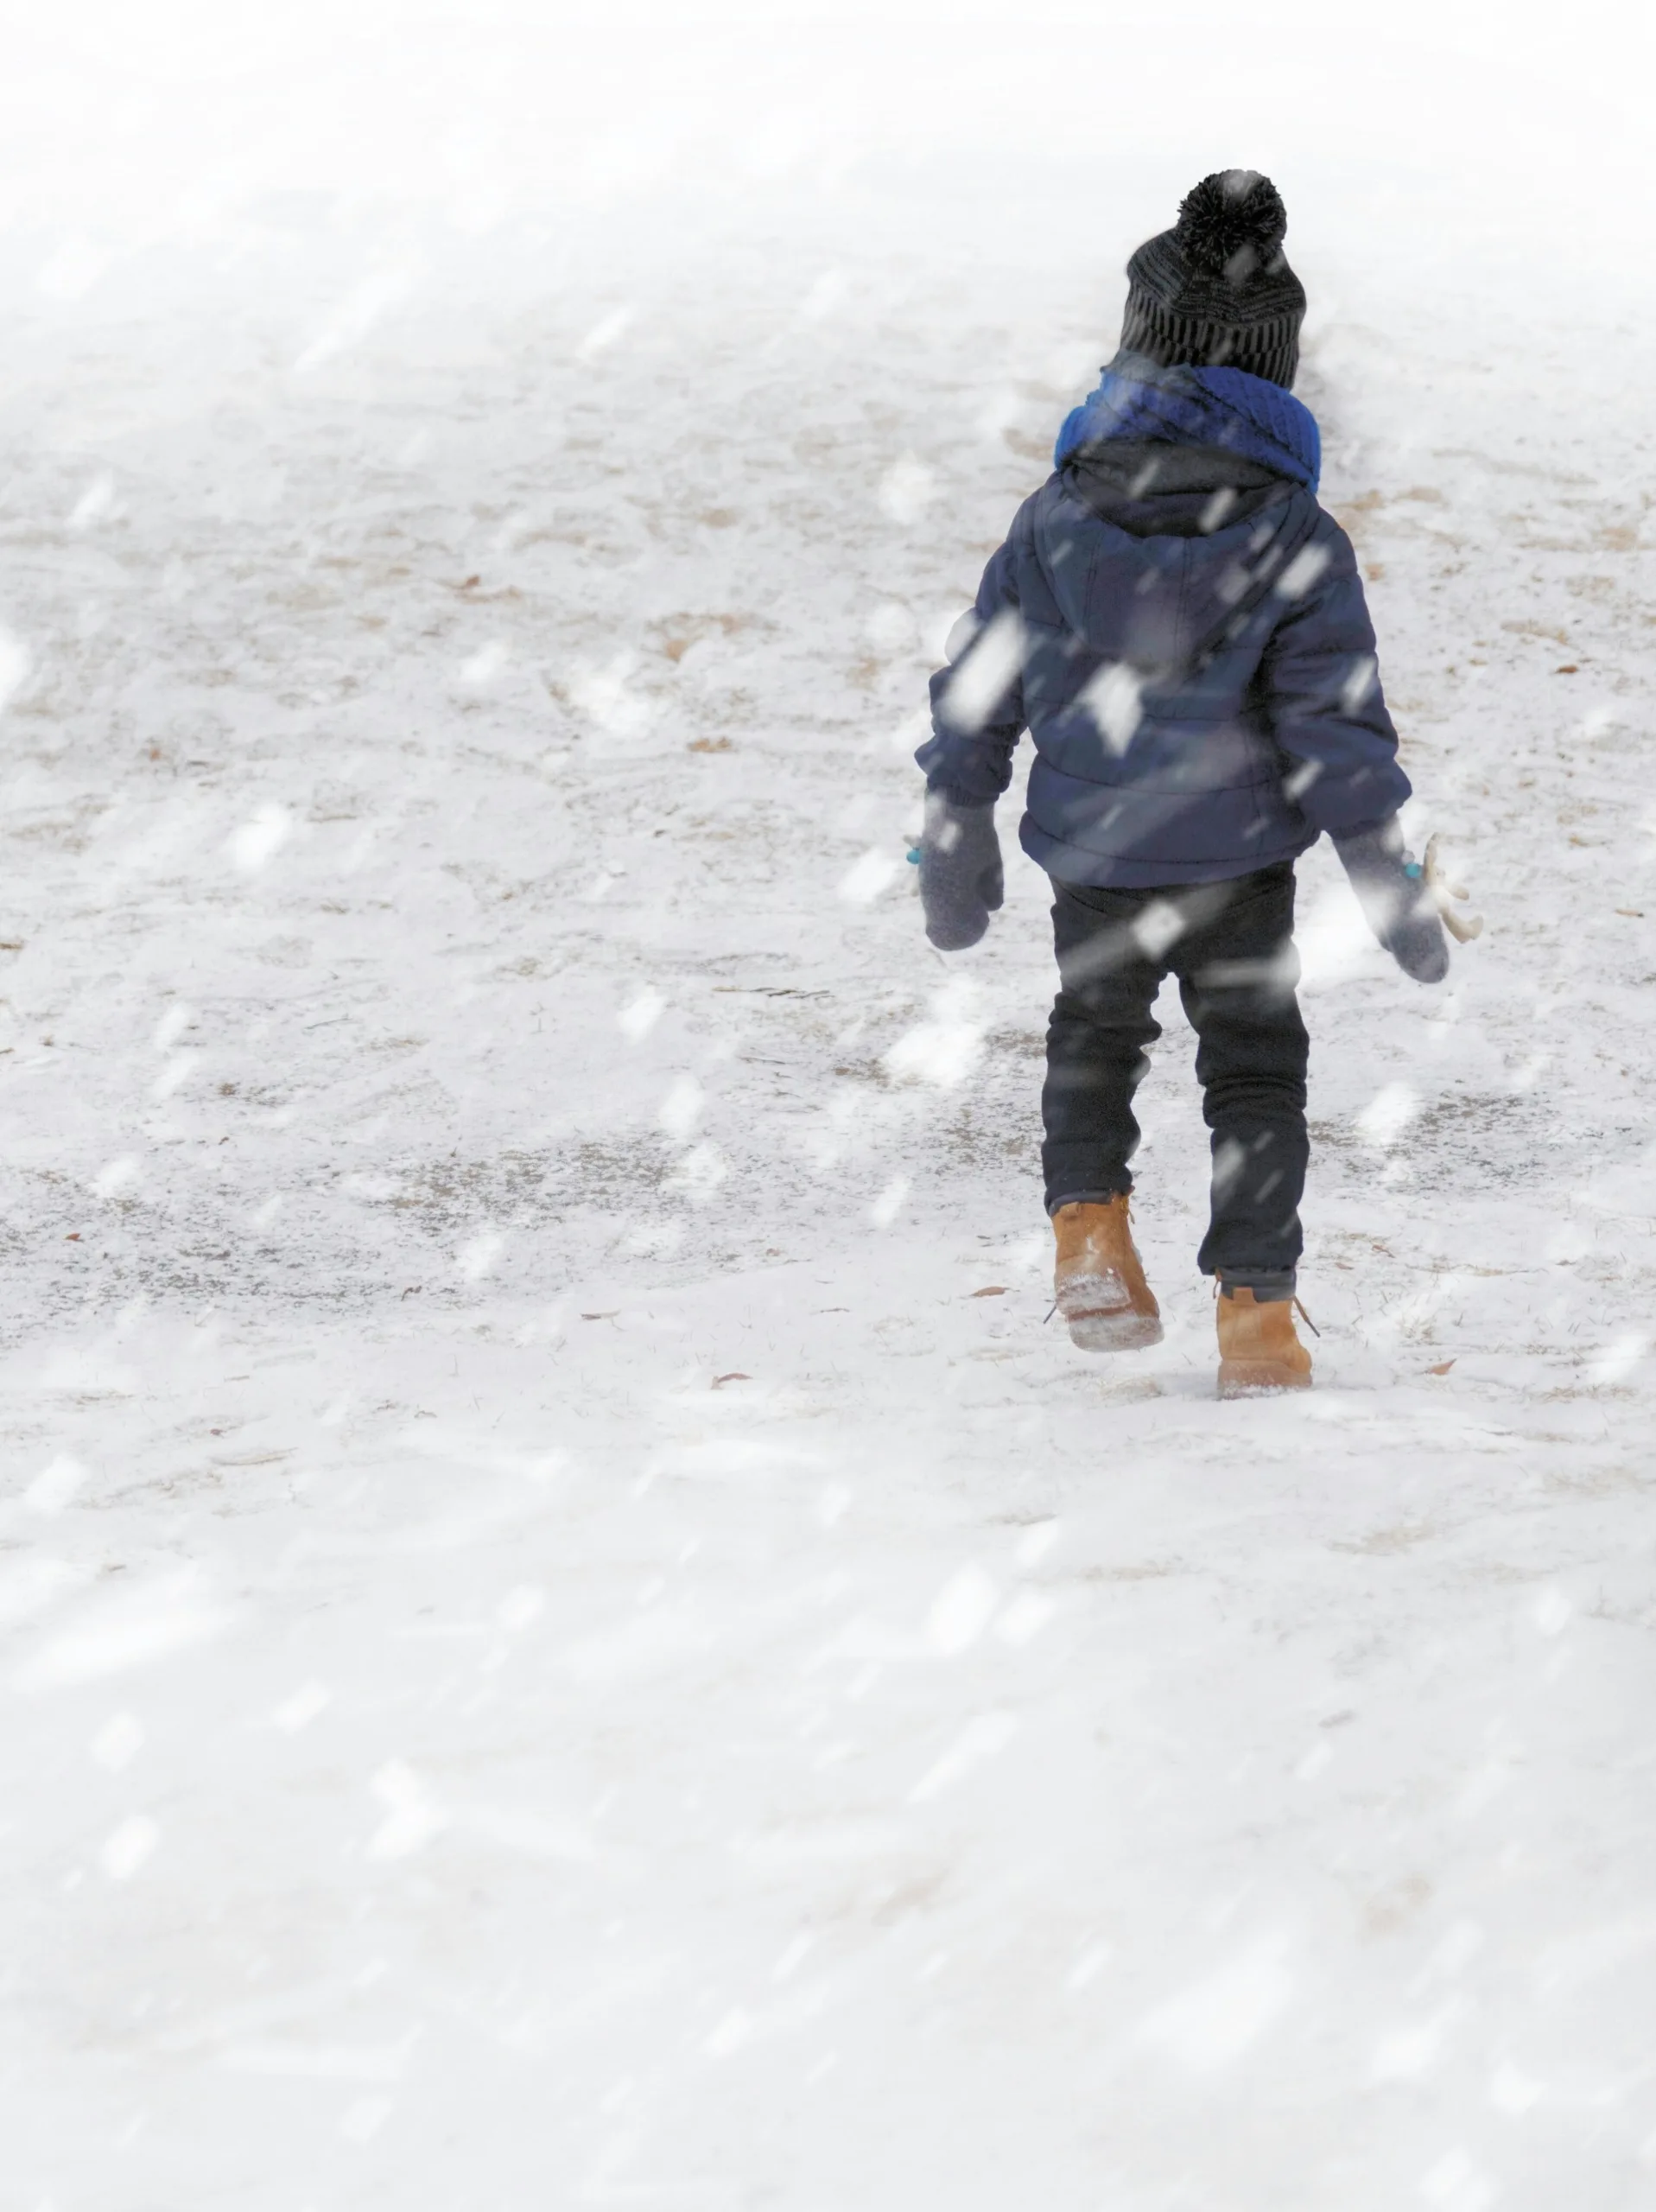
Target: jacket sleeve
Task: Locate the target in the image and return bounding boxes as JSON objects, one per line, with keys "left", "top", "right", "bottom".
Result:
{"left": 913, "top": 503, "right": 1033, "bottom": 805}
{"left": 1258, "top": 511, "right": 1412, "bottom": 837}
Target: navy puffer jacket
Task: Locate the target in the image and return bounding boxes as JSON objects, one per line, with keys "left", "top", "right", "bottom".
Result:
{"left": 916, "top": 439, "right": 1410, "bottom": 889}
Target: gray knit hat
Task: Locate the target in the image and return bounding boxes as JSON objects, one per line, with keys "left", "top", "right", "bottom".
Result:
{"left": 1120, "top": 171, "right": 1306, "bottom": 390}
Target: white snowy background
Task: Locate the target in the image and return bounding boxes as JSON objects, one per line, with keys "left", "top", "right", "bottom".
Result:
{"left": 3, "top": 2, "right": 1656, "bottom": 2204}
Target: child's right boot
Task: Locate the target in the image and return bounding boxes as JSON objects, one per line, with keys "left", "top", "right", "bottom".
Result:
{"left": 1051, "top": 1197, "right": 1163, "bottom": 1352}
{"left": 1215, "top": 1285, "right": 1313, "bottom": 1397}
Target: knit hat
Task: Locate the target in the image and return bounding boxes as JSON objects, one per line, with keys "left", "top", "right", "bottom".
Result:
{"left": 1120, "top": 171, "right": 1306, "bottom": 390}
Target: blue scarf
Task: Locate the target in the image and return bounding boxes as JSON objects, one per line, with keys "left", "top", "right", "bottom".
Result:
{"left": 1054, "top": 353, "right": 1321, "bottom": 493}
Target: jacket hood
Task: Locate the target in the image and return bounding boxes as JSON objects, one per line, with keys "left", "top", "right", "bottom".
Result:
{"left": 1035, "top": 474, "right": 1317, "bottom": 675}
{"left": 1063, "top": 438, "right": 1294, "bottom": 540}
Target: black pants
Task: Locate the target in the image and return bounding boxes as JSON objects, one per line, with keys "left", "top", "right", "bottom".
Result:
{"left": 1042, "top": 862, "right": 1309, "bottom": 1288}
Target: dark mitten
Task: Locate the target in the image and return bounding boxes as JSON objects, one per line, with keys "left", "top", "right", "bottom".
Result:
{"left": 915, "top": 788, "right": 1004, "bottom": 950}
{"left": 1335, "top": 819, "right": 1450, "bottom": 983}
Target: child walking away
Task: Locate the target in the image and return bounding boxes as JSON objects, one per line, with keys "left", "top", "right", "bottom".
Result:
{"left": 915, "top": 170, "right": 1450, "bottom": 1397}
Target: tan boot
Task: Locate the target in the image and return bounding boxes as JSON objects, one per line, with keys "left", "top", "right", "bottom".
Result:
{"left": 1215, "top": 1287, "right": 1313, "bottom": 1397}
{"left": 1052, "top": 1198, "right": 1163, "bottom": 1352}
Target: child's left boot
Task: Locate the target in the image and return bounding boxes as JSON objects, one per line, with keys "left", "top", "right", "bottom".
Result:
{"left": 1215, "top": 1286, "right": 1313, "bottom": 1397}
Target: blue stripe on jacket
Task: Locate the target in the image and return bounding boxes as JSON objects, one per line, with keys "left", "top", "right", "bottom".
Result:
{"left": 1054, "top": 353, "right": 1322, "bottom": 490}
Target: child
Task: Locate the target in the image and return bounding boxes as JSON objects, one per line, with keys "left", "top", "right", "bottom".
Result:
{"left": 914, "top": 170, "right": 1449, "bottom": 1396}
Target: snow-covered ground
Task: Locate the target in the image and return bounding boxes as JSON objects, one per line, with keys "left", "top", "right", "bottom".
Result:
{"left": 4, "top": 5, "right": 1656, "bottom": 2205}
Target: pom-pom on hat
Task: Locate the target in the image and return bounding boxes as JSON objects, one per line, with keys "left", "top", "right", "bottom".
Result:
{"left": 1120, "top": 171, "right": 1306, "bottom": 390}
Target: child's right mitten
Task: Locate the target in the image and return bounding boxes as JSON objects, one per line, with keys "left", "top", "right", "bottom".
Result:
{"left": 1334, "top": 819, "right": 1450, "bottom": 983}
{"left": 916, "top": 787, "right": 1004, "bottom": 950}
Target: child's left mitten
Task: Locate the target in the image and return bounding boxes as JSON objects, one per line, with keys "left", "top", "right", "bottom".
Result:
{"left": 1334, "top": 820, "right": 1450, "bottom": 983}
{"left": 916, "top": 788, "right": 1004, "bottom": 950}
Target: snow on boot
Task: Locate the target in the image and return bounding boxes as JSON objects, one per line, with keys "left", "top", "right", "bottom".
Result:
{"left": 1215, "top": 1287, "right": 1313, "bottom": 1397}
{"left": 1051, "top": 1198, "right": 1163, "bottom": 1352}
